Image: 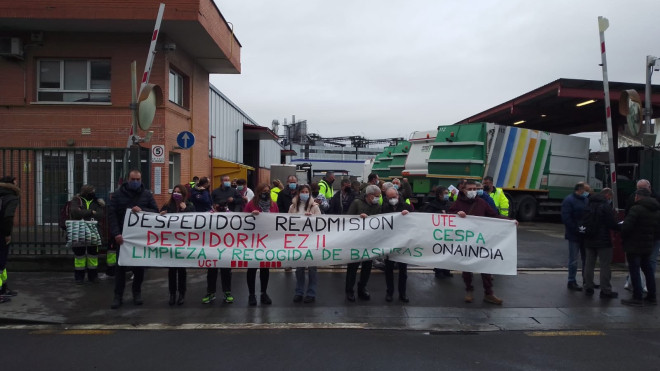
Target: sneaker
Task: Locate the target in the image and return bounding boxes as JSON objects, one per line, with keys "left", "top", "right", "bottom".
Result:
{"left": 484, "top": 294, "right": 503, "bottom": 305}
{"left": 357, "top": 289, "right": 371, "bottom": 300}
{"left": 621, "top": 298, "right": 644, "bottom": 307}
{"left": 464, "top": 291, "right": 473, "bottom": 303}
{"left": 223, "top": 292, "right": 234, "bottom": 304}
{"left": 567, "top": 282, "right": 583, "bottom": 291}
{"left": 248, "top": 294, "right": 257, "bottom": 306}
{"left": 585, "top": 288, "right": 594, "bottom": 296}
{"left": 201, "top": 293, "right": 216, "bottom": 304}
{"left": 600, "top": 291, "right": 619, "bottom": 299}
{"left": 293, "top": 294, "right": 303, "bottom": 303}
{"left": 110, "top": 295, "right": 122, "bottom": 309}
{"left": 0, "top": 285, "right": 18, "bottom": 297}
{"left": 303, "top": 296, "right": 315, "bottom": 304}
{"left": 177, "top": 293, "right": 185, "bottom": 306}
{"left": 261, "top": 293, "right": 272, "bottom": 305}
{"left": 385, "top": 294, "right": 393, "bottom": 302}
{"left": 346, "top": 293, "right": 356, "bottom": 302}
{"left": 133, "top": 292, "right": 143, "bottom": 306}
{"left": 399, "top": 295, "right": 410, "bottom": 303}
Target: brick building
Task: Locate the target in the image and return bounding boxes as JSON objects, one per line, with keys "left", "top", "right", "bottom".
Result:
{"left": 0, "top": 0, "right": 242, "bottom": 249}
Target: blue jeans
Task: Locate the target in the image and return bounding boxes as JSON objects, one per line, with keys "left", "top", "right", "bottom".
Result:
{"left": 567, "top": 240, "right": 585, "bottom": 283}
{"left": 295, "top": 267, "right": 318, "bottom": 297}
{"left": 627, "top": 252, "right": 656, "bottom": 300}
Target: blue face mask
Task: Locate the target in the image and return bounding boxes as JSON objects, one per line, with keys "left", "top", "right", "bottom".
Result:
{"left": 237, "top": 186, "right": 244, "bottom": 191}
{"left": 393, "top": 184, "right": 399, "bottom": 190}
{"left": 583, "top": 191, "right": 589, "bottom": 198}
{"left": 223, "top": 181, "right": 231, "bottom": 188}
{"left": 443, "top": 194, "right": 449, "bottom": 201}
{"left": 289, "top": 183, "right": 297, "bottom": 190}
{"left": 127, "top": 180, "right": 141, "bottom": 190}
{"left": 299, "top": 193, "right": 310, "bottom": 202}
{"left": 477, "top": 189, "right": 484, "bottom": 196}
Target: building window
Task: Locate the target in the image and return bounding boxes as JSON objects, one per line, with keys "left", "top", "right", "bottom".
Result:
{"left": 37, "top": 59, "right": 111, "bottom": 103}
{"left": 169, "top": 68, "right": 188, "bottom": 107}
{"left": 168, "top": 152, "right": 181, "bottom": 192}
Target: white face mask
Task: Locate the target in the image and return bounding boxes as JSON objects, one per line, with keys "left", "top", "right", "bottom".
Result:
{"left": 371, "top": 196, "right": 380, "bottom": 204}
{"left": 466, "top": 190, "right": 477, "bottom": 199}
{"left": 388, "top": 198, "right": 399, "bottom": 206}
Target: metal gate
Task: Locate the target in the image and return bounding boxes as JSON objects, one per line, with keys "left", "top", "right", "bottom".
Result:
{"left": 0, "top": 147, "right": 149, "bottom": 255}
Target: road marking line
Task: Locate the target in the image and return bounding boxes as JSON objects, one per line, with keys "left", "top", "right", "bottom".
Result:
{"left": 525, "top": 330, "right": 605, "bottom": 337}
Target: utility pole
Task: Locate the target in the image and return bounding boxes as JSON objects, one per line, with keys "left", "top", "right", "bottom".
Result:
{"left": 645, "top": 55, "right": 659, "bottom": 134}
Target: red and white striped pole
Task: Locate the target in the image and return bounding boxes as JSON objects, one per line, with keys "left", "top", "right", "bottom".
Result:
{"left": 598, "top": 16, "right": 618, "bottom": 210}
{"left": 139, "top": 3, "right": 165, "bottom": 96}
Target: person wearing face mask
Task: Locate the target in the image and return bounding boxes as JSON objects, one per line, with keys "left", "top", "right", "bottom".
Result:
{"left": 329, "top": 179, "right": 356, "bottom": 215}
{"left": 0, "top": 176, "right": 20, "bottom": 302}
{"left": 69, "top": 184, "right": 106, "bottom": 284}
{"left": 560, "top": 182, "right": 591, "bottom": 292}
{"left": 345, "top": 184, "right": 382, "bottom": 302}
{"left": 288, "top": 184, "right": 322, "bottom": 303}
{"left": 160, "top": 185, "right": 195, "bottom": 305}
{"left": 380, "top": 187, "right": 413, "bottom": 302}
{"left": 449, "top": 180, "right": 511, "bottom": 305}
{"left": 190, "top": 177, "right": 212, "bottom": 213}
{"left": 475, "top": 182, "right": 498, "bottom": 214}
{"left": 109, "top": 169, "right": 158, "bottom": 309}
{"left": 233, "top": 178, "right": 254, "bottom": 212}
{"left": 212, "top": 175, "right": 241, "bottom": 212}
{"left": 244, "top": 183, "right": 279, "bottom": 306}
{"left": 310, "top": 182, "right": 329, "bottom": 213}
{"left": 483, "top": 176, "right": 509, "bottom": 216}
{"left": 422, "top": 186, "right": 454, "bottom": 279}
{"left": 277, "top": 175, "right": 299, "bottom": 215}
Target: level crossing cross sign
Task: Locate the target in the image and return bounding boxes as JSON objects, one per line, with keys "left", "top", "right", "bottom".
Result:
{"left": 176, "top": 131, "right": 195, "bottom": 149}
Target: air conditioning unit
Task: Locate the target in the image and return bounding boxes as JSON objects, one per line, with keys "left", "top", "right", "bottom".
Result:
{"left": 0, "top": 37, "right": 23, "bottom": 58}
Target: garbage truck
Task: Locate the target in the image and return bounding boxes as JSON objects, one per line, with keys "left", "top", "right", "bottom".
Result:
{"left": 385, "top": 122, "right": 605, "bottom": 220}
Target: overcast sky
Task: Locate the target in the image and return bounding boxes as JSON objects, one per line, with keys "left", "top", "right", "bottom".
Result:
{"left": 210, "top": 0, "right": 660, "bottom": 142}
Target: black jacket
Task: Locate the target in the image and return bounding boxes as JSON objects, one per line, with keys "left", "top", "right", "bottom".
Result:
{"left": 422, "top": 198, "right": 453, "bottom": 214}
{"left": 160, "top": 200, "right": 196, "bottom": 214}
{"left": 328, "top": 189, "right": 357, "bottom": 215}
{"left": 211, "top": 186, "right": 241, "bottom": 212}
{"left": 277, "top": 187, "right": 297, "bottom": 215}
{"left": 108, "top": 183, "right": 158, "bottom": 238}
{"left": 621, "top": 197, "right": 660, "bottom": 254}
{"left": 583, "top": 194, "right": 619, "bottom": 249}
{"left": 0, "top": 182, "right": 20, "bottom": 237}
{"left": 347, "top": 195, "right": 381, "bottom": 216}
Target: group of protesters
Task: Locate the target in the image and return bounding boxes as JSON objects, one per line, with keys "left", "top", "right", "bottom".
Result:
{"left": 0, "top": 171, "right": 657, "bottom": 309}
{"left": 560, "top": 180, "right": 660, "bottom": 307}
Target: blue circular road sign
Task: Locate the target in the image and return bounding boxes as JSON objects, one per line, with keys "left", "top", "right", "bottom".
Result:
{"left": 176, "top": 131, "right": 195, "bottom": 149}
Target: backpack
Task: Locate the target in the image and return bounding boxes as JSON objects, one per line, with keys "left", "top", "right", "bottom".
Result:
{"left": 58, "top": 197, "right": 82, "bottom": 231}
{"left": 578, "top": 204, "right": 600, "bottom": 239}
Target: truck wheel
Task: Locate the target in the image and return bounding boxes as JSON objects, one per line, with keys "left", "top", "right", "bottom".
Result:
{"left": 515, "top": 195, "right": 537, "bottom": 222}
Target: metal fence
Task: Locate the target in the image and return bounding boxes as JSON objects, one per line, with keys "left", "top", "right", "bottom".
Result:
{"left": 0, "top": 147, "right": 149, "bottom": 255}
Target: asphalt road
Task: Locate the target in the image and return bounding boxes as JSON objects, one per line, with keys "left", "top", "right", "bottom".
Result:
{"left": 1, "top": 328, "right": 658, "bottom": 370}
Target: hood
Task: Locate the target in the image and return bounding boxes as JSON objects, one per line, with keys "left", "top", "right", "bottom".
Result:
{"left": 637, "top": 197, "right": 660, "bottom": 211}
{"left": 0, "top": 182, "right": 20, "bottom": 197}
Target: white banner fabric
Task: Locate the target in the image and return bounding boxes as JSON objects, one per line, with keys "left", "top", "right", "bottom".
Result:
{"left": 119, "top": 211, "right": 518, "bottom": 275}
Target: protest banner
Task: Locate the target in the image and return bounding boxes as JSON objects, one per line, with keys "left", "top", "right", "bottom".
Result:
{"left": 119, "top": 211, "right": 518, "bottom": 275}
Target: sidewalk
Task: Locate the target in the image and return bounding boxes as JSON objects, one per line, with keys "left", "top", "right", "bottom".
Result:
{"left": 1, "top": 269, "right": 658, "bottom": 332}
